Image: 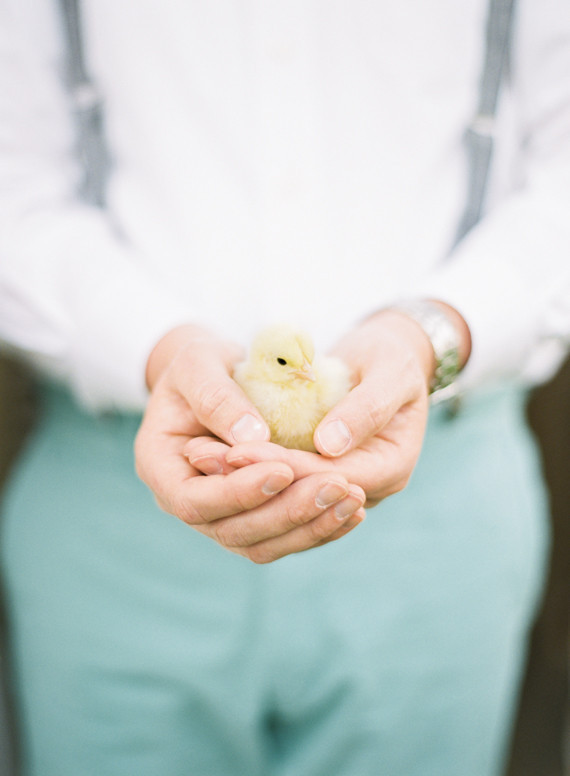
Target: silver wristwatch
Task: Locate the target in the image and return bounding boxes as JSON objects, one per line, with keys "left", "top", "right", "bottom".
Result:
{"left": 389, "top": 300, "right": 462, "bottom": 396}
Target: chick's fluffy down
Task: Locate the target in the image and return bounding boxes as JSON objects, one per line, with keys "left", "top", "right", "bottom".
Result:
{"left": 233, "top": 326, "right": 351, "bottom": 452}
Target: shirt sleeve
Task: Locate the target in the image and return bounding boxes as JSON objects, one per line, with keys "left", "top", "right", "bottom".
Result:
{"left": 0, "top": 1, "right": 192, "bottom": 411}
{"left": 415, "top": 0, "right": 570, "bottom": 391}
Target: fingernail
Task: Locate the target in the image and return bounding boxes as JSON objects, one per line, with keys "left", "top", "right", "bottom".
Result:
{"left": 231, "top": 413, "right": 268, "bottom": 443}
{"left": 334, "top": 496, "right": 362, "bottom": 520}
{"left": 316, "top": 419, "right": 351, "bottom": 456}
{"left": 189, "top": 455, "right": 223, "bottom": 475}
{"left": 341, "top": 509, "right": 367, "bottom": 533}
{"left": 316, "top": 481, "right": 348, "bottom": 509}
{"left": 226, "top": 454, "right": 252, "bottom": 467}
{"left": 262, "top": 472, "right": 291, "bottom": 496}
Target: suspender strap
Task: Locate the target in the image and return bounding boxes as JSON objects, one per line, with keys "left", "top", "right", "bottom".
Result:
{"left": 453, "top": 0, "right": 516, "bottom": 244}
{"left": 58, "top": 0, "right": 108, "bottom": 206}
{"left": 58, "top": 0, "right": 515, "bottom": 224}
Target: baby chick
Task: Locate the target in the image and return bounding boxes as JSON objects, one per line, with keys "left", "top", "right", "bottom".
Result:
{"left": 233, "top": 325, "right": 351, "bottom": 452}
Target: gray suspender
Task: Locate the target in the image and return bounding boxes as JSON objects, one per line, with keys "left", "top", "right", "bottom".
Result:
{"left": 454, "top": 0, "right": 516, "bottom": 244}
{"left": 58, "top": 0, "right": 107, "bottom": 206}
{"left": 59, "top": 0, "right": 516, "bottom": 236}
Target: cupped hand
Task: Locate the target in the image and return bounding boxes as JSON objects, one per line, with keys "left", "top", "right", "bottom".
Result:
{"left": 134, "top": 324, "right": 366, "bottom": 562}
{"left": 187, "top": 393, "right": 426, "bottom": 509}
{"left": 187, "top": 309, "right": 456, "bottom": 507}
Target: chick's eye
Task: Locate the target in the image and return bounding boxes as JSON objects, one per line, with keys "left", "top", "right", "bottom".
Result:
{"left": 277, "top": 357, "right": 287, "bottom": 365}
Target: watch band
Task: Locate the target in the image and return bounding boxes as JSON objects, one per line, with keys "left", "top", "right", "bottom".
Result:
{"left": 389, "top": 301, "right": 462, "bottom": 394}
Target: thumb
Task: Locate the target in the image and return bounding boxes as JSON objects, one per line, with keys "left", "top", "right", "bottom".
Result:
{"left": 150, "top": 325, "right": 270, "bottom": 445}
{"left": 313, "top": 379, "right": 406, "bottom": 457}
{"left": 182, "top": 362, "right": 270, "bottom": 446}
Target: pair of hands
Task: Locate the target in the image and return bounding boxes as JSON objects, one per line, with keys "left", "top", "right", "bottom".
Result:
{"left": 135, "top": 310, "right": 458, "bottom": 564}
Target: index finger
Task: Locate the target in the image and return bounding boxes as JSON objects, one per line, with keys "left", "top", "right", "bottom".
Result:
{"left": 226, "top": 441, "right": 335, "bottom": 479}
{"left": 161, "top": 459, "right": 296, "bottom": 525}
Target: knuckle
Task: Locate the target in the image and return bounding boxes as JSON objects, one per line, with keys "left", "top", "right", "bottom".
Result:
{"left": 306, "top": 515, "right": 334, "bottom": 544}
{"left": 174, "top": 496, "right": 205, "bottom": 526}
{"left": 210, "top": 521, "right": 229, "bottom": 547}
{"left": 245, "top": 544, "right": 279, "bottom": 565}
{"left": 212, "top": 520, "right": 248, "bottom": 549}
{"left": 194, "top": 380, "right": 230, "bottom": 422}
{"left": 386, "top": 481, "right": 403, "bottom": 497}
{"left": 391, "top": 455, "right": 415, "bottom": 493}
{"left": 362, "top": 392, "right": 390, "bottom": 432}
{"left": 230, "top": 484, "right": 253, "bottom": 515}
{"left": 282, "top": 502, "right": 309, "bottom": 531}
{"left": 386, "top": 474, "right": 411, "bottom": 497}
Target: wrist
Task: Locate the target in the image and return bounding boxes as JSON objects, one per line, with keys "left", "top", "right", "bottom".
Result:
{"left": 428, "top": 301, "right": 472, "bottom": 370}
{"left": 384, "top": 299, "right": 471, "bottom": 394}
{"left": 369, "top": 309, "right": 437, "bottom": 390}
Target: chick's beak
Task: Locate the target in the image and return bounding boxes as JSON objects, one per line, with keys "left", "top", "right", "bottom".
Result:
{"left": 294, "top": 361, "right": 316, "bottom": 382}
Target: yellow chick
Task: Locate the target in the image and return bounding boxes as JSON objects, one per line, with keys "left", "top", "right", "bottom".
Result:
{"left": 233, "top": 325, "right": 351, "bottom": 452}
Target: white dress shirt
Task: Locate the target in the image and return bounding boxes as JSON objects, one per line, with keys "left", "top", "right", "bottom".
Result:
{"left": 0, "top": 0, "right": 569, "bottom": 409}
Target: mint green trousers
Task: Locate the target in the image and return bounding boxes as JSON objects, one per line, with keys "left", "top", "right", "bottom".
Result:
{"left": 1, "top": 386, "right": 548, "bottom": 776}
